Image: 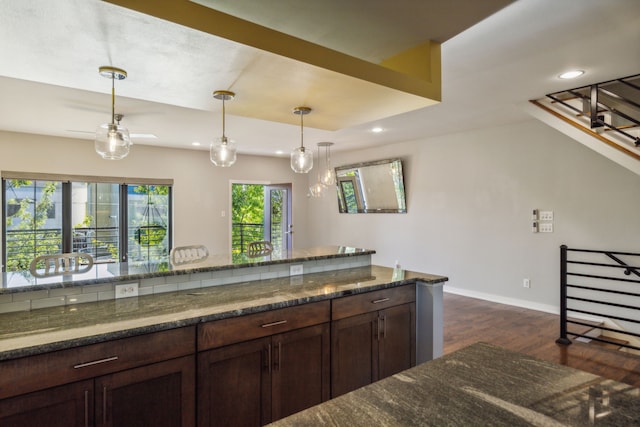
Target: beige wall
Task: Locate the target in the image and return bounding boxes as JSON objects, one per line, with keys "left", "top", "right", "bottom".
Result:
{"left": 0, "top": 131, "right": 312, "bottom": 260}
{"left": 307, "top": 119, "right": 640, "bottom": 313}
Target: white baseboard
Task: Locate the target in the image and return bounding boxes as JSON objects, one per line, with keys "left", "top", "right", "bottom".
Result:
{"left": 444, "top": 286, "right": 559, "bottom": 315}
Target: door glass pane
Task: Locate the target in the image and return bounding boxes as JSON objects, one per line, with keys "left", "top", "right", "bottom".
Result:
{"left": 4, "top": 179, "right": 62, "bottom": 271}
{"left": 269, "top": 188, "right": 285, "bottom": 257}
{"left": 72, "top": 182, "right": 120, "bottom": 262}
{"left": 231, "top": 184, "right": 265, "bottom": 258}
{"left": 127, "top": 185, "right": 170, "bottom": 262}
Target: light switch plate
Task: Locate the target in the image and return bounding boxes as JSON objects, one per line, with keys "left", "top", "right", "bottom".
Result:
{"left": 539, "top": 223, "right": 553, "bottom": 233}
{"left": 539, "top": 211, "right": 554, "bottom": 221}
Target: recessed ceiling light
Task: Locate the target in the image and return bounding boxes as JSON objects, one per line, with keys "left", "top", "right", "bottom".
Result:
{"left": 558, "top": 70, "right": 584, "bottom": 80}
{"left": 191, "top": 141, "right": 201, "bottom": 146}
{"left": 275, "top": 150, "right": 285, "bottom": 155}
{"left": 371, "top": 127, "right": 384, "bottom": 133}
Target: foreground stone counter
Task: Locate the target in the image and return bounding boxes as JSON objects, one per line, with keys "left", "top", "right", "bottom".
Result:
{"left": 270, "top": 342, "right": 640, "bottom": 426}
{"left": 0, "top": 265, "right": 447, "bottom": 361}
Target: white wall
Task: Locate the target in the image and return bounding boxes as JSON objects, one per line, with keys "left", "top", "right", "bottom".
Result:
{"left": 0, "top": 131, "right": 312, "bottom": 258}
{"left": 307, "top": 119, "right": 640, "bottom": 313}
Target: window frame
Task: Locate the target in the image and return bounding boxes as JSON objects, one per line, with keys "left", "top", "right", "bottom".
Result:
{"left": 2, "top": 172, "right": 173, "bottom": 271}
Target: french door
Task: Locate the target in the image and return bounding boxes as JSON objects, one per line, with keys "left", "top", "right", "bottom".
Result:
{"left": 264, "top": 184, "right": 292, "bottom": 257}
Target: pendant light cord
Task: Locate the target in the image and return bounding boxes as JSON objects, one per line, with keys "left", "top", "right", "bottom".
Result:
{"left": 110, "top": 76, "right": 116, "bottom": 125}
{"left": 221, "top": 97, "right": 226, "bottom": 140}
{"left": 299, "top": 112, "right": 305, "bottom": 150}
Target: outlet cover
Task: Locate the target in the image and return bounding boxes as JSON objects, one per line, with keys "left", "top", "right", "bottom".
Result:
{"left": 115, "top": 282, "right": 139, "bottom": 299}
{"left": 290, "top": 264, "right": 303, "bottom": 276}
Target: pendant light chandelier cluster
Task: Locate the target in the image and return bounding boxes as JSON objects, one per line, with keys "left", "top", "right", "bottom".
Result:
{"left": 309, "top": 142, "right": 336, "bottom": 197}
{"left": 95, "top": 66, "right": 131, "bottom": 160}
{"left": 210, "top": 90, "right": 237, "bottom": 167}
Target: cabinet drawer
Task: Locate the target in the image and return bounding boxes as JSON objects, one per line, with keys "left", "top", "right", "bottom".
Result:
{"left": 198, "top": 300, "right": 330, "bottom": 351}
{"left": 0, "top": 326, "right": 195, "bottom": 400}
{"left": 332, "top": 285, "right": 415, "bottom": 320}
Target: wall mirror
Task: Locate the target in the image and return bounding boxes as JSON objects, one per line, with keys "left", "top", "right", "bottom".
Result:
{"left": 335, "top": 159, "right": 406, "bottom": 213}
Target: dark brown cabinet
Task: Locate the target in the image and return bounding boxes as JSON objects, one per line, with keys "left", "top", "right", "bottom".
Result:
{"left": 0, "top": 284, "right": 419, "bottom": 426}
{"left": 197, "top": 301, "right": 330, "bottom": 426}
{"left": 0, "top": 327, "right": 196, "bottom": 427}
{"left": 0, "top": 380, "right": 94, "bottom": 427}
{"left": 331, "top": 285, "right": 416, "bottom": 397}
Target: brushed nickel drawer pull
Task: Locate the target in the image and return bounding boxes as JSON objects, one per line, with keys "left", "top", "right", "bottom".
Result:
{"left": 372, "top": 298, "right": 390, "bottom": 304}
{"left": 73, "top": 356, "right": 119, "bottom": 369}
{"left": 261, "top": 320, "right": 287, "bottom": 328}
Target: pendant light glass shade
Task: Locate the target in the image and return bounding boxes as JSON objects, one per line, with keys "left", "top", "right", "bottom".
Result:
{"left": 95, "top": 122, "right": 131, "bottom": 160}
{"left": 95, "top": 66, "right": 131, "bottom": 160}
{"left": 309, "top": 143, "right": 326, "bottom": 198}
{"left": 318, "top": 142, "right": 336, "bottom": 186}
{"left": 210, "top": 90, "right": 237, "bottom": 167}
{"left": 291, "top": 107, "right": 313, "bottom": 173}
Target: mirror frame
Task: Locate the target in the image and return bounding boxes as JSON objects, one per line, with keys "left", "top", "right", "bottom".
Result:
{"left": 335, "top": 158, "right": 407, "bottom": 213}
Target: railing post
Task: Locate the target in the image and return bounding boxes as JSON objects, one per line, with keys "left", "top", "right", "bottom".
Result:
{"left": 556, "top": 244, "right": 572, "bottom": 345}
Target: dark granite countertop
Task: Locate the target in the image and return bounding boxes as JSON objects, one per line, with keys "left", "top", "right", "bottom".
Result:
{"left": 0, "top": 265, "right": 447, "bottom": 361}
{"left": 270, "top": 342, "right": 640, "bottom": 426}
{"left": 1, "top": 245, "right": 374, "bottom": 293}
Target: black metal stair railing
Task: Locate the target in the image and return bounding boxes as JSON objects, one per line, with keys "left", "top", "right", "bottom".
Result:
{"left": 545, "top": 74, "right": 640, "bottom": 148}
{"left": 557, "top": 245, "right": 640, "bottom": 351}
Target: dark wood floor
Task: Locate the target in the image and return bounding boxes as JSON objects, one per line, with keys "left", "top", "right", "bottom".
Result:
{"left": 443, "top": 292, "right": 640, "bottom": 388}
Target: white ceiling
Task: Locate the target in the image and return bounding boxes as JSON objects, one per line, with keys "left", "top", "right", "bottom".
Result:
{"left": 0, "top": 0, "right": 638, "bottom": 158}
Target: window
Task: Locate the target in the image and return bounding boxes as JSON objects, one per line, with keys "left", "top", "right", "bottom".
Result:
{"left": 2, "top": 173, "right": 172, "bottom": 271}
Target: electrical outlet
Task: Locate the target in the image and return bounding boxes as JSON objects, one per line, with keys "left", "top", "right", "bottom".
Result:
{"left": 289, "top": 264, "right": 303, "bottom": 276}
{"left": 523, "top": 278, "right": 531, "bottom": 288}
{"left": 115, "top": 282, "right": 139, "bottom": 299}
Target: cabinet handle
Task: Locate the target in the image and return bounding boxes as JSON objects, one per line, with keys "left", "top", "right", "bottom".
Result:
{"left": 73, "top": 356, "right": 118, "bottom": 369}
{"left": 381, "top": 315, "right": 387, "bottom": 339}
{"left": 84, "top": 390, "right": 89, "bottom": 427}
{"left": 372, "top": 298, "right": 390, "bottom": 304}
{"left": 266, "top": 344, "right": 272, "bottom": 374}
{"left": 274, "top": 341, "right": 282, "bottom": 371}
{"left": 103, "top": 385, "right": 108, "bottom": 425}
{"left": 261, "top": 320, "right": 287, "bottom": 328}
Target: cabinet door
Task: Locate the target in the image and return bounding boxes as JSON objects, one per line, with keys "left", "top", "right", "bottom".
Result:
{"left": 331, "top": 311, "right": 378, "bottom": 398}
{"left": 0, "top": 380, "right": 93, "bottom": 427}
{"left": 271, "top": 323, "right": 330, "bottom": 422}
{"left": 95, "top": 355, "right": 195, "bottom": 427}
{"left": 377, "top": 302, "right": 416, "bottom": 380}
{"left": 198, "top": 337, "right": 271, "bottom": 427}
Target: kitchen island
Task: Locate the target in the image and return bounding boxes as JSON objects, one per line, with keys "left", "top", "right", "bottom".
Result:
{"left": 270, "top": 341, "right": 640, "bottom": 426}
{"left": 0, "top": 249, "right": 448, "bottom": 426}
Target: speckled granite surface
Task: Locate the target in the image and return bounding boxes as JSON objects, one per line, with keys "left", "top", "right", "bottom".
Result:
{"left": 1, "top": 245, "right": 374, "bottom": 293}
{"left": 270, "top": 342, "right": 640, "bottom": 427}
{"left": 0, "top": 265, "right": 446, "bottom": 361}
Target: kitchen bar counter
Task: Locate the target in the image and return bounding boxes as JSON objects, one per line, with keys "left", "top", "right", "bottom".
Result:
{"left": 1, "top": 245, "right": 374, "bottom": 292}
{"left": 0, "top": 265, "right": 447, "bottom": 361}
{"left": 270, "top": 342, "right": 640, "bottom": 426}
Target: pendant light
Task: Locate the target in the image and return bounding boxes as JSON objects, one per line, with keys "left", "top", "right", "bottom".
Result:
{"left": 210, "top": 90, "right": 237, "bottom": 167}
{"left": 291, "top": 107, "right": 313, "bottom": 173}
{"left": 309, "top": 144, "right": 326, "bottom": 197}
{"left": 318, "top": 142, "right": 336, "bottom": 186}
{"left": 95, "top": 66, "right": 131, "bottom": 160}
